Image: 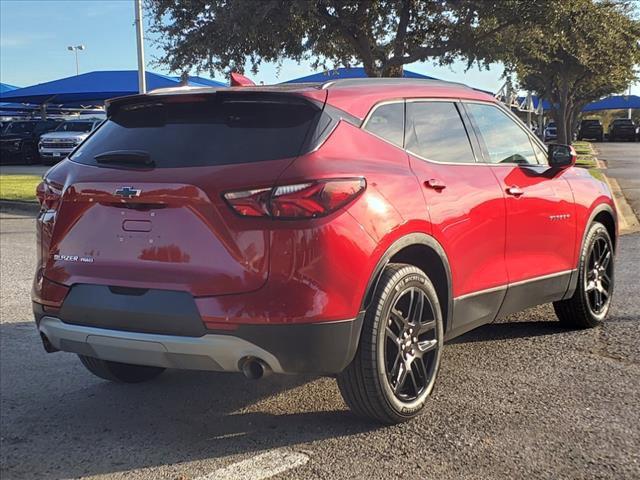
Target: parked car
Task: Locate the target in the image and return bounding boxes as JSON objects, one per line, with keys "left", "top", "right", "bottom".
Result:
{"left": 608, "top": 118, "right": 636, "bottom": 142}
{"left": 38, "top": 118, "right": 102, "bottom": 165}
{"left": 34, "top": 79, "right": 617, "bottom": 424}
{"left": 543, "top": 121, "right": 557, "bottom": 142}
{"left": 0, "top": 119, "right": 61, "bottom": 164}
{"left": 577, "top": 119, "right": 604, "bottom": 141}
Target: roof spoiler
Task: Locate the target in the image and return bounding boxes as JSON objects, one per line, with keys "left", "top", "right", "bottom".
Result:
{"left": 230, "top": 72, "right": 256, "bottom": 87}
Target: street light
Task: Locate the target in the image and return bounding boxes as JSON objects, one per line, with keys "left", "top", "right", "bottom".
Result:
{"left": 67, "top": 45, "right": 85, "bottom": 75}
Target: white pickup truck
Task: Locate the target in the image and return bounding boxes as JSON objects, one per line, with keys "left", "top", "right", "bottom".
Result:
{"left": 38, "top": 118, "right": 102, "bottom": 165}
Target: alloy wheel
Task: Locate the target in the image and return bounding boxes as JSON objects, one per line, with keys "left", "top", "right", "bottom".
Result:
{"left": 384, "top": 287, "right": 439, "bottom": 401}
{"left": 584, "top": 236, "right": 613, "bottom": 315}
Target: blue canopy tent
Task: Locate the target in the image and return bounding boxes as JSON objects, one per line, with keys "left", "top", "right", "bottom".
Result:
{"left": 518, "top": 95, "right": 639, "bottom": 113}
{"left": 0, "top": 82, "right": 19, "bottom": 94}
{"left": 1, "top": 83, "right": 23, "bottom": 116}
{"left": 0, "top": 71, "right": 226, "bottom": 105}
{"left": 284, "top": 67, "right": 436, "bottom": 83}
{"left": 583, "top": 95, "right": 640, "bottom": 112}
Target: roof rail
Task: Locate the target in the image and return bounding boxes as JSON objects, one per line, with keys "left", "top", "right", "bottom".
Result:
{"left": 320, "top": 77, "right": 473, "bottom": 90}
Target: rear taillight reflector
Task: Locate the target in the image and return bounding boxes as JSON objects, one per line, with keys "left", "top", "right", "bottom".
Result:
{"left": 224, "top": 178, "right": 365, "bottom": 219}
{"left": 36, "top": 181, "right": 62, "bottom": 211}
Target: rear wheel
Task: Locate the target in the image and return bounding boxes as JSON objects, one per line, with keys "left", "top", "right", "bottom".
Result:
{"left": 553, "top": 222, "right": 614, "bottom": 328}
{"left": 78, "top": 355, "right": 165, "bottom": 383}
{"left": 337, "top": 263, "right": 443, "bottom": 424}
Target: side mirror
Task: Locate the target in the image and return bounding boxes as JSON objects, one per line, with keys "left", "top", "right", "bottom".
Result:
{"left": 548, "top": 143, "right": 576, "bottom": 168}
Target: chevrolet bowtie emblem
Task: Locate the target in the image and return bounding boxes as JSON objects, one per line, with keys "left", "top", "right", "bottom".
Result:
{"left": 114, "top": 186, "right": 141, "bottom": 198}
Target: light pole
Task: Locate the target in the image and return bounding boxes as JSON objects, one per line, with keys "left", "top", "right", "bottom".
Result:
{"left": 67, "top": 45, "right": 85, "bottom": 75}
{"left": 134, "top": 0, "right": 146, "bottom": 93}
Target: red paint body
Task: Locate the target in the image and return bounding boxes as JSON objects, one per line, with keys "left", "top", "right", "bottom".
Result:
{"left": 32, "top": 81, "right": 617, "bottom": 335}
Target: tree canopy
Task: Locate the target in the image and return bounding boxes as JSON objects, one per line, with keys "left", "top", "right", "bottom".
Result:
{"left": 147, "top": 0, "right": 535, "bottom": 78}
{"left": 498, "top": 0, "right": 640, "bottom": 143}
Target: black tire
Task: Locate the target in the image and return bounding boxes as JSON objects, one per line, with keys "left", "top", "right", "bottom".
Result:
{"left": 337, "top": 263, "right": 443, "bottom": 424}
{"left": 20, "top": 143, "right": 33, "bottom": 164}
{"left": 78, "top": 355, "right": 165, "bottom": 383}
{"left": 553, "top": 222, "right": 614, "bottom": 328}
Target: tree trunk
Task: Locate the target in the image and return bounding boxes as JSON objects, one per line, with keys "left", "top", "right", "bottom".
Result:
{"left": 381, "top": 64, "right": 404, "bottom": 77}
{"left": 554, "top": 78, "right": 572, "bottom": 144}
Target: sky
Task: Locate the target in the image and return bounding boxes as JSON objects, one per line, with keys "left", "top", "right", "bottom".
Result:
{"left": 1, "top": 0, "right": 638, "bottom": 96}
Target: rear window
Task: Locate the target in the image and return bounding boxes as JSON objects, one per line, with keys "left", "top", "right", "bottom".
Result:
{"left": 56, "top": 121, "right": 94, "bottom": 133}
{"left": 70, "top": 94, "right": 323, "bottom": 168}
{"left": 582, "top": 120, "right": 600, "bottom": 125}
{"left": 613, "top": 119, "right": 633, "bottom": 125}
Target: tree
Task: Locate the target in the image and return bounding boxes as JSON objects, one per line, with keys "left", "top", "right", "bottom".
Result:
{"left": 499, "top": 0, "right": 640, "bottom": 144}
{"left": 146, "top": 0, "right": 534, "bottom": 78}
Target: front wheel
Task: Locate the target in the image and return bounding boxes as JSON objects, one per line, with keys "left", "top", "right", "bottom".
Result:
{"left": 553, "top": 222, "right": 614, "bottom": 328}
{"left": 337, "top": 263, "right": 443, "bottom": 424}
{"left": 78, "top": 355, "right": 165, "bottom": 383}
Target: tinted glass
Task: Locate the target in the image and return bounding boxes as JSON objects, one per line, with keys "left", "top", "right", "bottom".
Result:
{"left": 582, "top": 120, "right": 600, "bottom": 126}
{"left": 613, "top": 119, "right": 633, "bottom": 125}
{"left": 405, "top": 102, "right": 475, "bottom": 163}
{"left": 532, "top": 141, "right": 548, "bottom": 165}
{"left": 5, "top": 122, "right": 35, "bottom": 134}
{"left": 466, "top": 103, "right": 538, "bottom": 165}
{"left": 71, "top": 94, "right": 321, "bottom": 168}
{"left": 364, "top": 102, "right": 404, "bottom": 147}
{"left": 56, "top": 122, "right": 94, "bottom": 132}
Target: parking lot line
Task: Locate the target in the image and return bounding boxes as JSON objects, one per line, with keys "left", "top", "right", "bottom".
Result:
{"left": 195, "top": 449, "right": 310, "bottom": 480}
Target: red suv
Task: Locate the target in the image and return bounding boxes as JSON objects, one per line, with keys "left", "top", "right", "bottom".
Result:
{"left": 33, "top": 79, "right": 617, "bottom": 424}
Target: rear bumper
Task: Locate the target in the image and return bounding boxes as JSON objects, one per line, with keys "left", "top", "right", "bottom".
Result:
{"left": 610, "top": 130, "right": 635, "bottom": 139}
{"left": 35, "top": 307, "right": 364, "bottom": 375}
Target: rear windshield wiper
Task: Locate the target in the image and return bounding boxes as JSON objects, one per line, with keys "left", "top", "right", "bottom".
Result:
{"left": 94, "top": 150, "right": 154, "bottom": 167}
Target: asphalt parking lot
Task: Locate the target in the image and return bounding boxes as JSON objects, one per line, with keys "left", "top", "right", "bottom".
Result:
{"left": 1, "top": 221, "right": 639, "bottom": 478}
{"left": 595, "top": 142, "right": 640, "bottom": 219}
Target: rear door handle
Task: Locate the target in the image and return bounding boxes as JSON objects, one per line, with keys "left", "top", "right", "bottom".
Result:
{"left": 506, "top": 185, "right": 524, "bottom": 197}
{"left": 424, "top": 179, "right": 446, "bottom": 191}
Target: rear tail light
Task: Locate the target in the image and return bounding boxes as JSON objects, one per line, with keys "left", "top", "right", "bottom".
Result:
{"left": 224, "top": 178, "right": 365, "bottom": 219}
{"left": 36, "top": 181, "right": 62, "bottom": 211}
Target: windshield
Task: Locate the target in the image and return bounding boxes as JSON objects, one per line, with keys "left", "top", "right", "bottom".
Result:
{"left": 55, "top": 121, "right": 94, "bottom": 133}
{"left": 613, "top": 119, "right": 633, "bottom": 125}
{"left": 4, "top": 122, "right": 35, "bottom": 134}
{"left": 547, "top": 123, "right": 556, "bottom": 128}
{"left": 582, "top": 120, "right": 600, "bottom": 125}
{"left": 71, "top": 94, "right": 322, "bottom": 168}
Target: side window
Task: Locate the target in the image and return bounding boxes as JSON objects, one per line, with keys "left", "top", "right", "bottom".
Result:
{"left": 465, "top": 103, "right": 538, "bottom": 165}
{"left": 531, "top": 140, "right": 548, "bottom": 165}
{"left": 364, "top": 102, "right": 404, "bottom": 147}
{"left": 405, "top": 101, "right": 476, "bottom": 164}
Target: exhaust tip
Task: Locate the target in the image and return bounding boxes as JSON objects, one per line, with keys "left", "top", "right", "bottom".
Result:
{"left": 40, "top": 332, "right": 59, "bottom": 353}
{"left": 240, "top": 357, "right": 269, "bottom": 380}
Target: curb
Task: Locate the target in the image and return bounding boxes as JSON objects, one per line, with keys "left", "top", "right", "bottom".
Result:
{"left": 591, "top": 146, "right": 640, "bottom": 235}
{"left": 0, "top": 200, "right": 39, "bottom": 216}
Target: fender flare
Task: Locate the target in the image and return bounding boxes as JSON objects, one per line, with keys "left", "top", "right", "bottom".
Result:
{"left": 563, "top": 202, "right": 617, "bottom": 300}
{"left": 360, "top": 232, "right": 454, "bottom": 333}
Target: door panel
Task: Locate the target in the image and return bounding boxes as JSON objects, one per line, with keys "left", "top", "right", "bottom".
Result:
{"left": 489, "top": 165, "right": 576, "bottom": 282}
{"left": 405, "top": 101, "right": 508, "bottom": 335}
{"left": 463, "top": 101, "right": 577, "bottom": 300}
